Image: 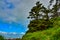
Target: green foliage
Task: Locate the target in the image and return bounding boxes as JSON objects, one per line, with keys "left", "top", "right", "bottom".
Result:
{"left": 27, "top": 19, "right": 53, "bottom": 33}
{"left": 27, "top": 1, "right": 43, "bottom": 20}
{"left": 27, "top": 0, "right": 60, "bottom": 33}
{"left": 0, "top": 35, "right": 5, "bottom": 40}
{"left": 27, "top": 1, "right": 55, "bottom": 33}
{"left": 22, "top": 0, "right": 60, "bottom": 40}
{"left": 22, "top": 25, "right": 60, "bottom": 40}
{"left": 22, "top": 17, "right": 60, "bottom": 40}
{"left": 53, "top": 17, "right": 60, "bottom": 28}
{"left": 49, "top": 0, "right": 60, "bottom": 17}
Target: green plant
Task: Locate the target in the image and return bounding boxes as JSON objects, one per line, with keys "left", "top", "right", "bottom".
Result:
{"left": 0, "top": 35, "right": 5, "bottom": 40}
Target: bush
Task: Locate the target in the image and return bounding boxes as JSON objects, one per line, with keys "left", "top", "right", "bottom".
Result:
{"left": 0, "top": 35, "right": 5, "bottom": 40}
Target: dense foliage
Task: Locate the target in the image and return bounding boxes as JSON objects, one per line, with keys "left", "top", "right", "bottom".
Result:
{"left": 22, "top": 17, "right": 60, "bottom": 40}
{"left": 27, "top": 19, "right": 53, "bottom": 33}
{"left": 27, "top": 1, "right": 53, "bottom": 33}
{"left": 27, "top": 0, "right": 60, "bottom": 33}
{"left": 0, "top": 35, "right": 5, "bottom": 40}
{"left": 22, "top": 0, "right": 60, "bottom": 40}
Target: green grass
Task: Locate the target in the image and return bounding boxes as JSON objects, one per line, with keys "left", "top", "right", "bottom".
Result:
{"left": 22, "top": 17, "right": 60, "bottom": 40}
{"left": 22, "top": 27, "right": 60, "bottom": 40}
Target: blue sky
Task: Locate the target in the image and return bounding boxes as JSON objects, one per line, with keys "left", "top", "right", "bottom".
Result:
{"left": 0, "top": 0, "right": 52, "bottom": 38}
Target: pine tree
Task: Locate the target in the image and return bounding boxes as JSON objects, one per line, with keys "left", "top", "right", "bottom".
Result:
{"left": 49, "top": 0, "right": 60, "bottom": 17}
{"left": 27, "top": 1, "right": 43, "bottom": 20}
{"left": 27, "top": 1, "right": 53, "bottom": 33}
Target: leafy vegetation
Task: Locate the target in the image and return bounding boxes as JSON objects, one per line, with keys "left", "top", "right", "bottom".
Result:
{"left": 27, "top": 19, "right": 53, "bottom": 33}
{"left": 0, "top": 35, "right": 5, "bottom": 40}
{"left": 27, "top": 0, "right": 60, "bottom": 32}
{"left": 27, "top": 1, "right": 53, "bottom": 33}
{"left": 22, "top": 17, "right": 60, "bottom": 40}
{"left": 22, "top": 0, "right": 60, "bottom": 40}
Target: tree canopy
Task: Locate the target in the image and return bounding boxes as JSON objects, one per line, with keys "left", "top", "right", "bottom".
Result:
{"left": 27, "top": 0, "right": 60, "bottom": 33}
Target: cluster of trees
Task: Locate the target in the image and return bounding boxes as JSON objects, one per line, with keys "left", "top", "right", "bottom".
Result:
{"left": 27, "top": 0, "right": 60, "bottom": 33}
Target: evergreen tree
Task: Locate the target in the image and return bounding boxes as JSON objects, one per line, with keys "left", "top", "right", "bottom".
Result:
{"left": 27, "top": 0, "right": 60, "bottom": 33}
{"left": 27, "top": 1, "right": 43, "bottom": 20}
{"left": 27, "top": 1, "right": 53, "bottom": 33}
{"left": 49, "top": 0, "right": 60, "bottom": 17}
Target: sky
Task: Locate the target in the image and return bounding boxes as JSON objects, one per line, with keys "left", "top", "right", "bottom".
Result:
{"left": 0, "top": 0, "right": 52, "bottom": 38}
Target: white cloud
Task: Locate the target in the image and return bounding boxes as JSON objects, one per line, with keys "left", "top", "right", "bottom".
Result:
{"left": 0, "top": 31, "right": 7, "bottom": 34}
{"left": 9, "top": 32, "right": 17, "bottom": 34}
{"left": 0, "top": 31, "right": 25, "bottom": 35}
{"left": 0, "top": 31, "right": 24, "bottom": 38}
{"left": 0, "top": 0, "right": 48, "bottom": 23}
{"left": 0, "top": 0, "right": 51, "bottom": 35}
{"left": 12, "top": 32, "right": 17, "bottom": 34}
{"left": 0, "top": 0, "right": 39, "bottom": 26}
{"left": 20, "top": 32, "right": 25, "bottom": 34}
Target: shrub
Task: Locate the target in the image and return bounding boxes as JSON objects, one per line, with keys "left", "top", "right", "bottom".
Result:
{"left": 0, "top": 35, "right": 5, "bottom": 40}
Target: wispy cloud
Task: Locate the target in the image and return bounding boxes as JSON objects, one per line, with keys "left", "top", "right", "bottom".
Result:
{"left": 0, "top": 0, "right": 50, "bottom": 31}
{"left": 0, "top": 0, "right": 50, "bottom": 24}
{"left": 0, "top": 0, "right": 50, "bottom": 22}
{"left": 0, "top": 31, "right": 25, "bottom": 35}
{"left": 0, "top": 31, "right": 24, "bottom": 38}
{"left": 0, "top": 0, "right": 50, "bottom": 33}
{"left": 20, "top": 32, "right": 25, "bottom": 34}
{"left": 0, "top": 0, "right": 50, "bottom": 38}
{"left": 0, "top": 31, "right": 7, "bottom": 34}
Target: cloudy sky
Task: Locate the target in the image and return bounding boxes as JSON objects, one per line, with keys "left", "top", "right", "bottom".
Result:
{"left": 0, "top": 0, "right": 52, "bottom": 38}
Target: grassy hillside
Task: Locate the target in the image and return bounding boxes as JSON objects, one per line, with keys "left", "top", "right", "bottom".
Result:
{"left": 22, "top": 17, "right": 60, "bottom": 40}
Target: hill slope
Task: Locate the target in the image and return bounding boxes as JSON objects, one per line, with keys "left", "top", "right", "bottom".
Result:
{"left": 22, "top": 17, "right": 60, "bottom": 40}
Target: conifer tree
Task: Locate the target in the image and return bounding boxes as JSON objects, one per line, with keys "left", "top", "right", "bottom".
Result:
{"left": 49, "top": 0, "right": 60, "bottom": 17}
{"left": 27, "top": 1, "right": 43, "bottom": 20}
